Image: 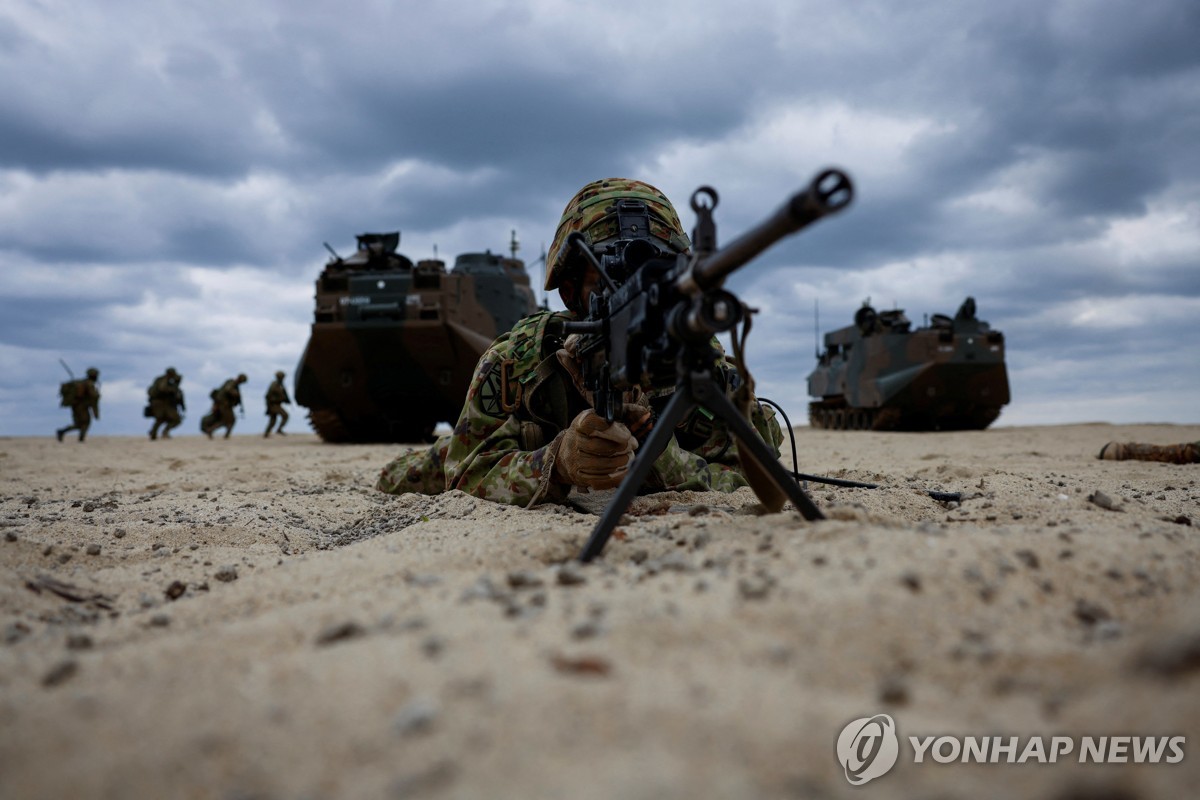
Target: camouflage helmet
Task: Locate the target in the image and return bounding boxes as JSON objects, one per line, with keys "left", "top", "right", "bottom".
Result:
{"left": 165, "top": 367, "right": 178, "bottom": 377}
{"left": 544, "top": 178, "right": 690, "bottom": 291}
{"left": 237, "top": 373, "right": 247, "bottom": 383}
{"left": 275, "top": 370, "right": 285, "bottom": 379}
{"left": 85, "top": 367, "right": 99, "bottom": 379}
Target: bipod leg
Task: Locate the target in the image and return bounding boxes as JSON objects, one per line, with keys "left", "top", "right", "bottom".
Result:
{"left": 690, "top": 373, "right": 824, "bottom": 522}
{"left": 578, "top": 389, "right": 695, "bottom": 563}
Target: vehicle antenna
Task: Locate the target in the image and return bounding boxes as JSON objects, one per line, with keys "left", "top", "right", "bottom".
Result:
{"left": 813, "top": 299, "right": 820, "bottom": 359}
{"left": 530, "top": 243, "right": 549, "bottom": 310}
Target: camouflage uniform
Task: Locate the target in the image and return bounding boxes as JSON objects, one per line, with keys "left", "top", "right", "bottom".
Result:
{"left": 379, "top": 177, "right": 785, "bottom": 506}
{"left": 148, "top": 368, "right": 185, "bottom": 440}
{"left": 56, "top": 368, "right": 100, "bottom": 443}
{"left": 202, "top": 375, "right": 246, "bottom": 439}
{"left": 377, "top": 309, "right": 784, "bottom": 506}
{"left": 1099, "top": 441, "right": 1200, "bottom": 465}
{"left": 264, "top": 371, "right": 291, "bottom": 437}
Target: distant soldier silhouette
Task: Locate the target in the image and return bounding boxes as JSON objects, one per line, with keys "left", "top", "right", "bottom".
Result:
{"left": 264, "top": 370, "right": 291, "bottom": 437}
{"left": 56, "top": 367, "right": 101, "bottom": 443}
{"left": 147, "top": 367, "right": 186, "bottom": 440}
{"left": 202, "top": 374, "right": 247, "bottom": 439}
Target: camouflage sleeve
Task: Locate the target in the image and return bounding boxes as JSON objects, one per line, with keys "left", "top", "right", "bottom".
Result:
{"left": 441, "top": 349, "right": 570, "bottom": 508}
{"left": 644, "top": 351, "right": 785, "bottom": 493}
{"left": 688, "top": 400, "right": 784, "bottom": 464}
{"left": 646, "top": 434, "right": 749, "bottom": 493}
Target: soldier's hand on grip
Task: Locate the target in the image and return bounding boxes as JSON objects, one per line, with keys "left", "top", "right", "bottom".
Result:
{"left": 620, "top": 402, "right": 654, "bottom": 442}
{"left": 552, "top": 410, "right": 638, "bottom": 490}
{"left": 555, "top": 337, "right": 592, "bottom": 406}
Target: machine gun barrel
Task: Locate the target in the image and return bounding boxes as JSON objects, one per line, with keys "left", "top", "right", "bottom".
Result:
{"left": 686, "top": 168, "right": 853, "bottom": 293}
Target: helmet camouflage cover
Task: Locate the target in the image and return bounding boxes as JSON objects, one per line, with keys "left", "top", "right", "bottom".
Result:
{"left": 544, "top": 178, "right": 690, "bottom": 291}
{"left": 85, "top": 367, "right": 99, "bottom": 379}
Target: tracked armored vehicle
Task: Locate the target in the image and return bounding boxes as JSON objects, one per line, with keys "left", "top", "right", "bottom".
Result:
{"left": 807, "top": 297, "right": 1010, "bottom": 431}
{"left": 295, "top": 232, "right": 539, "bottom": 443}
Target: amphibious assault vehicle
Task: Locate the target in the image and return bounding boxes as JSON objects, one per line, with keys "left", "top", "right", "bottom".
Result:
{"left": 294, "top": 231, "right": 539, "bottom": 442}
{"left": 807, "top": 297, "right": 1010, "bottom": 431}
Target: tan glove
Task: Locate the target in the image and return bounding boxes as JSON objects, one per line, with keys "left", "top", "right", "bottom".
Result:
{"left": 555, "top": 336, "right": 592, "bottom": 405}
{"left": 551, "top": 410, "right": 638, "bottom": 490}
{"left": 620, "top": 402, "right": 653, "bottom": 442}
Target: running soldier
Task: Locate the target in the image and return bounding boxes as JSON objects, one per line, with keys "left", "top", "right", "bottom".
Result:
{"left": 202, "top": 374, "right": 247, "bottom": 439}
{"left": 147, "top": 367, "right": 185, "bottom": 440}
{"left": 56, "top": 367, "right": 101, "bottom": 443}
{"left": 264, "top": 371, "right": 291, "bottom": 437}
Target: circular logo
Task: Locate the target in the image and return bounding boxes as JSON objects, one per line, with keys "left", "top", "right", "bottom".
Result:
{"left": 837, "top": 714, "right": 899, "bottom": 785}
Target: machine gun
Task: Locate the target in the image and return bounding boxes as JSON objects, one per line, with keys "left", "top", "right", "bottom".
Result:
{"left": 558, "top": 169, "right": 854, "bottom": 561}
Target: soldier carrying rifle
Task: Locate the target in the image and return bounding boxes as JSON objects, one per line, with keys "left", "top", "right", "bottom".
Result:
{"left": 56, "top": 365, "right": 101, "bottom": 443}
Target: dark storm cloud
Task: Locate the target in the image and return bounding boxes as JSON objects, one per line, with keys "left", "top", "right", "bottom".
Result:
{"left": 1, "top": 264, "right": 205, "bottom": 353}
{"left": 2, "top": 298, "right": 110, "bottom": 350}
{"left": 0, "top": 114, "right": 259, "bottom": 178}
{"left": 842, "top": 2, "right": 1200, "bottom": 255}
{"left": 2, "top": 0, "right": 1198, "bottom": 435}
{"left": 286, "top": 72, "right": 745, "bottom": 176}
{"left": 11, "top": 222, "right": 258, "bottom": 268}
{"left": 0, "top": 3, "right": 758, "bottom": 185}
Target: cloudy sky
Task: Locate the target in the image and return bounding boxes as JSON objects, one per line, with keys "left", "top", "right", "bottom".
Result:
{"left": 2, "top": 0, "right": 1197, "bottom": 438}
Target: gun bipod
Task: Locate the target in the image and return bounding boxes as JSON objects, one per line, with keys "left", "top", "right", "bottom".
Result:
{"left": 578, "top": 364, "right": 824, "bottom": 562}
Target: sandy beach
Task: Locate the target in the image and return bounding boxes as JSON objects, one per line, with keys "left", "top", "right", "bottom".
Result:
{"left": 1, "top": 422, "right": 1198, "bottom": 799}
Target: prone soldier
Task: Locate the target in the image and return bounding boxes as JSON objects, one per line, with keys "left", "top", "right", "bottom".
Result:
{"left": 147, "top": 367, "right": 186, "bottom": 440}
{"left": 1099, "top": 441, "right": 1200, "bottom": 465}
{"left": 377, "top": 178, "right": 784, "bottom": 505}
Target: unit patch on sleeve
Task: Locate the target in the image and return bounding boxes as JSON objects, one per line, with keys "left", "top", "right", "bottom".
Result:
{"left": 477, "top": 361, "right": 505, "bottom": 418}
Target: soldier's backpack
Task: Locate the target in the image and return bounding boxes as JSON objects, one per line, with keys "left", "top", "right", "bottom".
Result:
{"left": 59, "top": 380, "right": 82, "bottom": 407}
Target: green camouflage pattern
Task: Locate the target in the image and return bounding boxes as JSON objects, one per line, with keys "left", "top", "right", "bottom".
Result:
{"left": 264, "top": 374, "right": 291, "bottom": 436}
{"left": 265, "top": 376, "right": 290, "bottom": 412}
{"left": 544, "top": 178, "right": 691, "bottom": 291}
{"left": 202, "top": 377, "right": 245, "bottom": 438}
{"left": 377, "top": 310, "right": 785, "bottom": 506}
{"left": 808, "top": 297, "right": 1010, "bottom": 431}
{"left": 56, "top": 375, "right": 100, "bottom": 442}
{"left": 148, "top": 369, "right": 185, "bottom": 439}
{"left": 294, "top": 233, "right": 539, "bottom": 443}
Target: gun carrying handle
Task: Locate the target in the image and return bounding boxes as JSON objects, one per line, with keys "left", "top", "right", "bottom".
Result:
{"left": 681, "top": 168, "right": 854, "bottom": 294}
